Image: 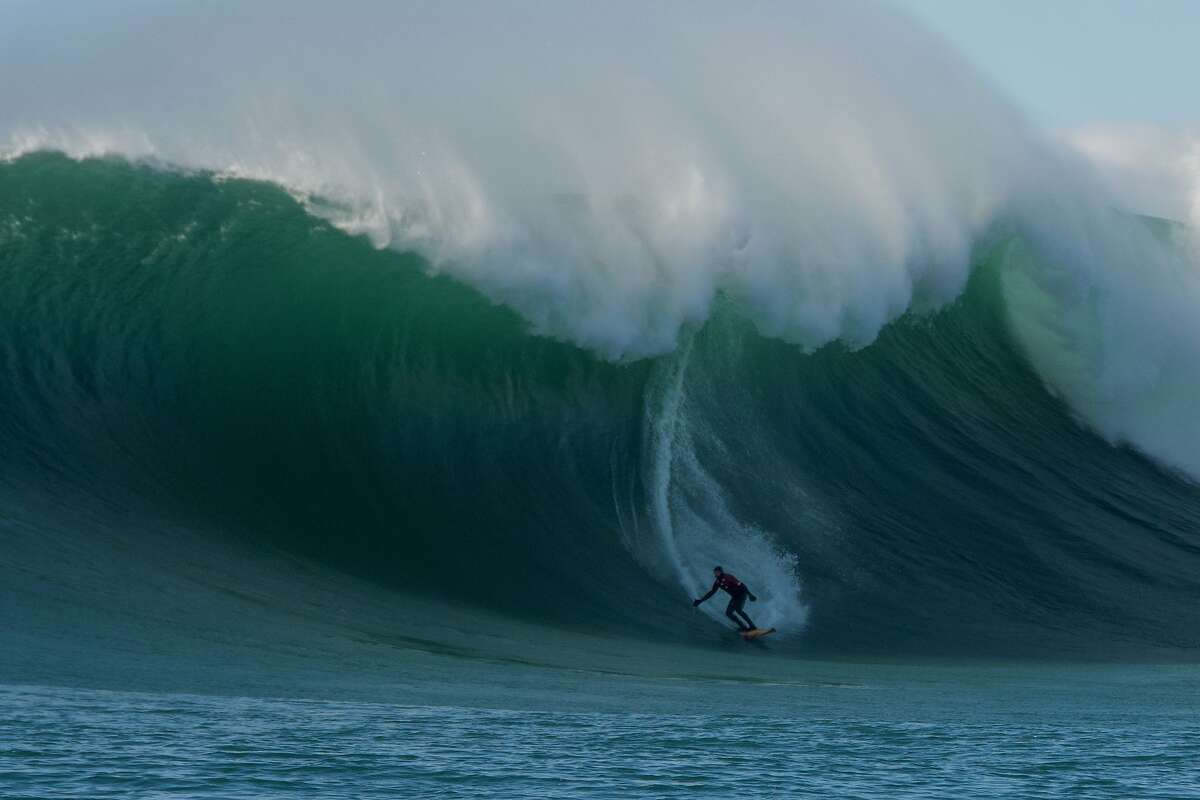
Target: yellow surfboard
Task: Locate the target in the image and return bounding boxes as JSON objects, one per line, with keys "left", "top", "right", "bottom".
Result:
{"left": 740, "top": 627, "right": 776, "bottom": 641}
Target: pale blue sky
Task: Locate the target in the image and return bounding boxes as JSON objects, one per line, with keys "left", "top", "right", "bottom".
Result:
{"left": 890, "top": 0, "right": 1199, "bottom": 128}
{"left": 3, "top": 0, "right": 1195, "bottom": 131}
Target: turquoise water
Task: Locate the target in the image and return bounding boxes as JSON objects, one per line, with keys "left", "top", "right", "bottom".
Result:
{"left": 5, "top": 663, "right": 1198, "bottom": 799}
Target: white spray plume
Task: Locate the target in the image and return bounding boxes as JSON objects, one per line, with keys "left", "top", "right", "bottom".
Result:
{"left": 1068, "top": 124, "right": 1200, "bottom": 230}
{"left": 3, "top": 0, "right": 1200, "bottom": 482}
{"left": 0, "top": 0, "right": 1041, "bottom": 358}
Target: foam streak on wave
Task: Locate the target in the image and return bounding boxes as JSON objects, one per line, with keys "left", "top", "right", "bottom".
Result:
{"left": 637, "top": 341, "right": 808, "bottom": 633}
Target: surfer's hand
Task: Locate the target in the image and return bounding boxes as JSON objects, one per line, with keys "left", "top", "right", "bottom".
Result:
{"left": 749, "top": 594, "right": 757, "bottom": 602}
{"left": 692, "top": 598, "right": 701, "bottom": 607}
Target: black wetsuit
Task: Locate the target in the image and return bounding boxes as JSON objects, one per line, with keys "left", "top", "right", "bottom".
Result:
{"left": 695, "top": 573, "right": 757, "bottom": 631}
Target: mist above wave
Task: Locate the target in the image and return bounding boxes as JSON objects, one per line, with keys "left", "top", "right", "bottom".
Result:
{"left": 2, "top": 0, "right": 1041, "bottom": 357}
{"left": 3, "top": 1, "right": 1199, "bottom": 480}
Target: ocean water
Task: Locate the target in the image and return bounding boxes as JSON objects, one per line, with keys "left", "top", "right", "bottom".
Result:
{"left": 3, "top": 2, "right": 1200, "bottom": 796}
{"left": 5, "top": 664, "right": 1200, "bottom": 799}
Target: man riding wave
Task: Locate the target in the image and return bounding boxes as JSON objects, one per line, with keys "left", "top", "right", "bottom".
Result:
{"left": 693, "top": 566, "right": 758, "bottom": 632}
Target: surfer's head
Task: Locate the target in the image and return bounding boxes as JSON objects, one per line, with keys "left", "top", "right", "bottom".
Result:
{"left": 713, "top": 566, "right": 723, "bottom": 576}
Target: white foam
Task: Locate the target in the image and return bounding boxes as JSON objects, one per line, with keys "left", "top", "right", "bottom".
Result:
{"left": 636, "top": 343, "right": 809, "bottom": 633}
{"left": 0, "top": 1, "right": 1034, "bottom": 359}
{"left": 1002, "top": 201, "right": 1200, "bottom": 481}
{"left": 3, "top": 1, "right": 1200, "bottom": 484}
{"left": 1068, "top": 125, "right": 1200, "bottom": 230}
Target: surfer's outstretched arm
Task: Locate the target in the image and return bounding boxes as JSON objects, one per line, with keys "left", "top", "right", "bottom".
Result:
{"left": 692, "top": 581, "right": 719, "bottom": 606}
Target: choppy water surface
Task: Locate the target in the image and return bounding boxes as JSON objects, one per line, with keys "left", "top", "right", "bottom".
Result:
{"left": 5, "top": 668, "right": 1199, "bottom": 799}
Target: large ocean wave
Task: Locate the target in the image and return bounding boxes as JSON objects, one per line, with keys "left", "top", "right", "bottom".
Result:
{"left": 1, "top": 2, "right": 1199, "bottom": 663}
{"left": 1, "top": 153, "right": 1197, "bottom": 659}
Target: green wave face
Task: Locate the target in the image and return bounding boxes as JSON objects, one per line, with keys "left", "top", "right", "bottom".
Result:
{"left": 2, "top": 153, "right": 1198, "bottom": 659}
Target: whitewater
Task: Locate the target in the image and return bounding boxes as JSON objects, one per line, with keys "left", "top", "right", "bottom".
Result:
{"left": 2, "top": 1, "right": 1200, "bottom": 797}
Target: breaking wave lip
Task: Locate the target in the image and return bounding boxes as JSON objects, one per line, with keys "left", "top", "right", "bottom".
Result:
{"left": 0, "top": 1, "right": 1037, "bottom": 359}
{"left": 3, "top": 2, "right": 1198, "bottom": 485}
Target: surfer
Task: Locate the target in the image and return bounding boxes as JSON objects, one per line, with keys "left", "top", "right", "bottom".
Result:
{"left": 692, "top": 566, "right": 757, "bottom": 631}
